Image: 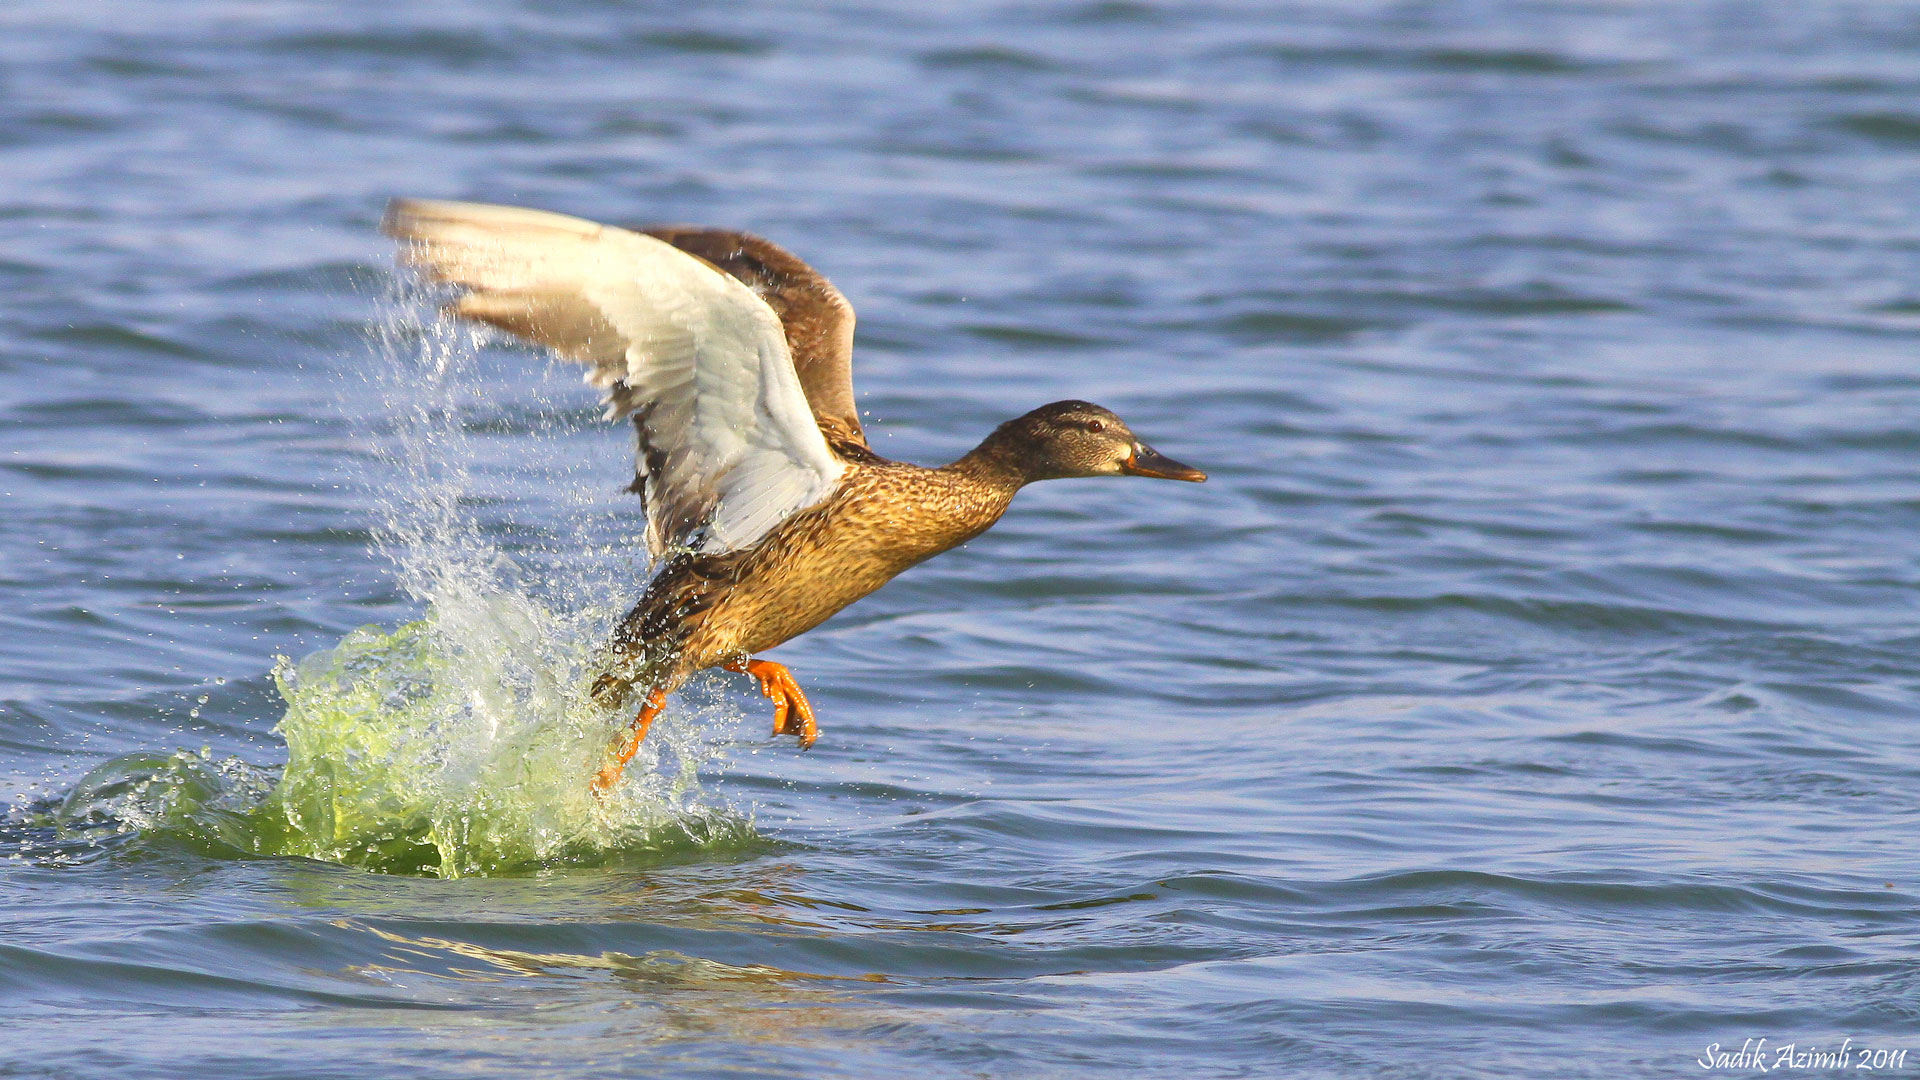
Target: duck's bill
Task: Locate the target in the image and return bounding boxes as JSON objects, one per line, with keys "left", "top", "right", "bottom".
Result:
{"left": 1122, "top": 442, "right": 1207, "bottom": 482}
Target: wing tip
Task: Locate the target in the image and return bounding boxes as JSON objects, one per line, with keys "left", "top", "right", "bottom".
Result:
{"left": 380, "top": 197, "right": 609, "bottom": 245}
{"left": 379, "top": 197, "right": 445, "bottom": 242}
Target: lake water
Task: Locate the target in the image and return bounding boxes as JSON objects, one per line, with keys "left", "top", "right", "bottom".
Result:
{"left": 2, "top": 2, "right": 1918, "bottom": 1077}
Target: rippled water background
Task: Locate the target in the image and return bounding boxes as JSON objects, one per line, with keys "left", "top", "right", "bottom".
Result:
{"left": 5, "top": 1, "right": 1920, "bottom": 1076}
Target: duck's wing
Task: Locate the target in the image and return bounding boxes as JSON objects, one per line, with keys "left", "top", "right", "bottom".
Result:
{"left": 381, "top": 198, "right": 846, "bottom": 559}
{"left": 637, "top": 226, "right": 864, "bottom": 447}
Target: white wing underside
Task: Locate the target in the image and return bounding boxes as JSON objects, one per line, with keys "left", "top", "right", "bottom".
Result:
{"left": 382, "top": 198, "right": 846, "bottom": 559}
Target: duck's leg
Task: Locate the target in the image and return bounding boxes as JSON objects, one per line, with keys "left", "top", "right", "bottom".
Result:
{"left": 723, "top": 659, "right": 818, "bottom": 749}
{"left": 591, "top": 687, "right": 667, "bottom": 794}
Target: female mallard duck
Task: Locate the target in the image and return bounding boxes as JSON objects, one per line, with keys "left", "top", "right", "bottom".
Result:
{"left": 382, "top": 199, "right": 1205, "bottom": 792}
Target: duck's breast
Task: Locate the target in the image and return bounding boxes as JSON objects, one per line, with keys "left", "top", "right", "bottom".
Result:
{"left": 710, "top": 463, "right": 1013, "bottom": 658}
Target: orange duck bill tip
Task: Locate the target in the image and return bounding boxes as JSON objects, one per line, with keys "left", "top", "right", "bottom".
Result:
{"left": 1121, "top": 443, "right": 1207, "bottom": 482}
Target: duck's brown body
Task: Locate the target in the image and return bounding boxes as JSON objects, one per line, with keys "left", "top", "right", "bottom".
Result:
{"left": 598, "top": 435, "right": 1025, "bottom": 705}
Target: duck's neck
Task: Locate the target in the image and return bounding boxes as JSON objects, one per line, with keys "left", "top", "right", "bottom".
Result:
{"left": 946, "top": 423, "right": 1039, "bottom": 496}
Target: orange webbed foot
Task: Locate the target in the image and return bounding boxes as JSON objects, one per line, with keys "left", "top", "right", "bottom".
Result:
{"left": 724, "top": 658, "right": 818, "bottom": 749}
{"left": 591, "top": 687, "right": 666, "bottom": 795}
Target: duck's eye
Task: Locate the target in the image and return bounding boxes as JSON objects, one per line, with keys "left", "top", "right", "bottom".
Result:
{"left": 1085, "top": 420, "right": 1105, "bottom": 433}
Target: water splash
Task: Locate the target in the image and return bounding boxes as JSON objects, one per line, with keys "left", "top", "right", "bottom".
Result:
{"left": 273, "top": 291, "right": 757, "bottom": 875}
{"left": 10, "top": 292, "right": 761, "bottom": 877}
{"left": 13, "top": 623, "right": 756, "bottom": 876}
{"left": 261, "top": 607, "right": 754, "bottom": 877}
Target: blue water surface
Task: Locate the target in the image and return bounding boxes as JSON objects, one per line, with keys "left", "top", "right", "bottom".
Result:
{"left": 2, "top": 2, "right": 1919, "bottom": 1077}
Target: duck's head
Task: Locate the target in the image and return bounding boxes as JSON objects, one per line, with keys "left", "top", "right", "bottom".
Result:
{"left": 995, "top": 400, "right": 1206, "bottom": 484}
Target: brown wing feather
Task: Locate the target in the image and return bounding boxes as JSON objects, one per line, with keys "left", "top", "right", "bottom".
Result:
{"left": 638, "top": 226, "right": 864, "bottom": 446}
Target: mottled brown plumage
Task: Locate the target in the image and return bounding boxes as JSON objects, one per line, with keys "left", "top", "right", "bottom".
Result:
{"left": 379, "top": 199, "right": 1204, "bottom": 789}
{"left": 595, "top": 434, "right": 1022, "bottom": 700}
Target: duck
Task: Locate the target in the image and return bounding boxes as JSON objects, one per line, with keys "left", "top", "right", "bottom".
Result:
{"left": 380, "top": 199, "right": 1205, "bottom": 793}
